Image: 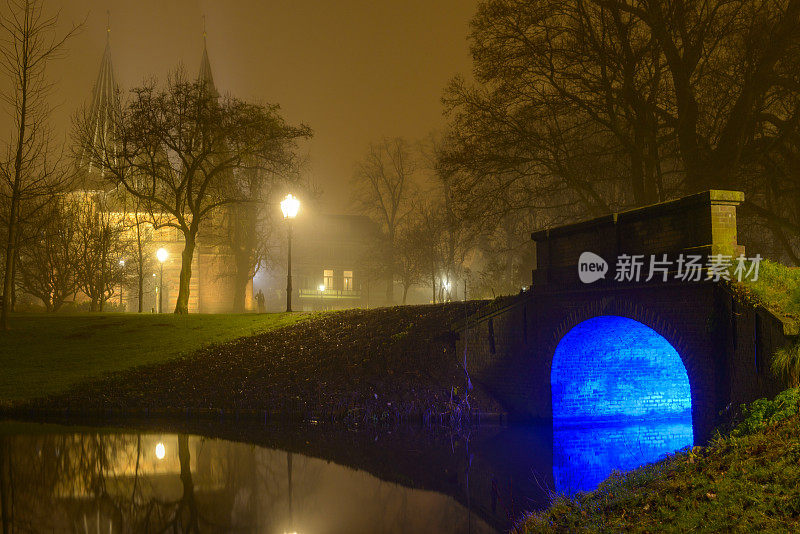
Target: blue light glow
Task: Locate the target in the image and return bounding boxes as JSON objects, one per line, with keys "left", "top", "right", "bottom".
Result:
{"left": 553, "top": 421, "right": 693, "bottom": 494}
{"left": 550, "top": 315, "right": 693, "bottom": 494}
{"left": 551, "top": 315, "right": 692, "bottom": 422}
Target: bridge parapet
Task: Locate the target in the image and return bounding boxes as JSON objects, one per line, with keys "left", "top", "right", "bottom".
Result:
{"left": 532, "top": 190, "right": 745, "bottom": 289}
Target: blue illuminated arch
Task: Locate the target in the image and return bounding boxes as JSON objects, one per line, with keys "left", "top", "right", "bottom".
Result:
{"left": 551, "top": 315, "right": 692, "bottom": 423}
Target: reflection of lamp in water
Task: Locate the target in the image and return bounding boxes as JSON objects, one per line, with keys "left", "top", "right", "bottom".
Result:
{"left": 284, "top": 452, "right": 297, "bottom": 534}
{"left": 155, "top": 442, "right": 166, "bottom": 460}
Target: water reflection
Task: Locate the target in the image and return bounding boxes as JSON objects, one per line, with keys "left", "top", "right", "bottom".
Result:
{"left": 553, "top": 420, "right": 693, "bottom": 494}
{"left": 0, "top": 419, "right": 693, "bottom": 532}
{"left": 0, "top": 428, "right": 496, "bottom": 533}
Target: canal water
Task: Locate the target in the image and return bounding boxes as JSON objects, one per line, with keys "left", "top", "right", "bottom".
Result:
{"left": 0, "top": 418, "right": 692, "bottom": 532}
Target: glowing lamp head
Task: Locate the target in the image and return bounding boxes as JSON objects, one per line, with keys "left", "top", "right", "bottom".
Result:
{"left": 318, "top": 284, "right": 325, "bottom": 292}
{"left": 119, "top": 259, "right": 125, "bottom": 267}
{"left": 155, "top": 442, "right": 166, "bottom": 460}
{"left": 280, "top": 194, "right": 300, "bottom": 219}
{"left": 156, "top": 247, "right": 169, "bottom": 263}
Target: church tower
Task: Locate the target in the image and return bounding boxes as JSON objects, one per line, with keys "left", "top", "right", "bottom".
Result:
{"left": 81, "top": 18, "right": 120, "bottom": 189}
{"left": 198, "top": 29, "right": 218, "bottom": 98}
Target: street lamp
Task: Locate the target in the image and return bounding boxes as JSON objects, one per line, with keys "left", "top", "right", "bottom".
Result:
{"left": 280, "top": 194, "right": 300, "bottom": 312}
{"left": 156, "top": 247, "right": 168, "bottom": 313}
{"left": 118, "top": 259, "right": 126, "bottom": 308}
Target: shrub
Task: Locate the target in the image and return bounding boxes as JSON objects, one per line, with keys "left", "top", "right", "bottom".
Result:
{"left": 772, "top": 343, "right": 800, "bottom": 388}
{"left": 732, "top": 387, "right": 800, "bottom": 437}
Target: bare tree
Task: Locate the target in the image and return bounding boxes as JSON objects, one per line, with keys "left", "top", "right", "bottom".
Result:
{"left": 403, "top": 203, "right": 444, "bottom": 304}
{"left": 16, "top": 197, "right": 80, "bottom": 311}
{"left": 442, "top": 0, "right": 800, "bottom": 262}
{"left": 394, "top": 225, "right": 423, "bottom": 304}
{"left": 77, "top": 69, "right": 311, "bottom": 313}
{"left": 116, "top": 192, "right": 154, "bottom": 312}
{"left": 73, "top": 192, "right": 129, "bottom": 311}
{"left": 0, "top": 0, "right": 80, "bottom": 328}
{"left": 352, "top": 137, "right": 417, "bottom": 305}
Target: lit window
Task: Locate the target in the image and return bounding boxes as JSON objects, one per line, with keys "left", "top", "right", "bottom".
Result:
{"left": 323, "top": 269, "right": 334, "bottom": 289}
{"left": 343, "top": 270, "right": 353, "bottom": 291}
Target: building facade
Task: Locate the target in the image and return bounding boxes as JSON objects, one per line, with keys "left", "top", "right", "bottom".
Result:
{"left": 259, "top": 212, "right": 380, "bottom": 311}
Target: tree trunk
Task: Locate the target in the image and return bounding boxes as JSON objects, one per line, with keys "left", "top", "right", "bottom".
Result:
{"left": 136, "top": 216, "right": 145, "bottom": 313}
{"left": 174, "top": 232, "right": 196, "bottom": 314}
{"left": 385, "top": 252, "right": 394, "bottom": 305}
{"left": 1, "top": 193, "right": 20, "bottom": 330}
{"left": 177, "top": 434, "right": 199, "bottom": 531}
{"left": 9, "top": 251, "right": 16, "bottom": 312}
{"left": 232, "top": 251, "right": 250, "bottom": 313}
{"left": 1, "top": 56, "right": 28, "bottom": 330}
{"left": 402, "top": 283, "right": 409, "bottom": 305}
{"left": 137, "top": 264, "right": 144, "bottom": 313}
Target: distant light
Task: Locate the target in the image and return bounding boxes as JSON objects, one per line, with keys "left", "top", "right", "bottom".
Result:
{"left": 119, "top": 259, "right": 125, "bottom": 267}
{"left": 152, "top": 273, "right": 156, "bottom": 277}
{"left": 443, "top": 280, "right": 451, "bottom": 292}
{"left": 280, "top": 193, "right": 300, "bottom": 219}
{"left": 318, "top": 284, "right": 325, "bottom": 292}
{"left": 156, "top": 247, "right": 169, "bottom": 263}
{"left": 155, "top": 442, "right": 165, "bottom": 460}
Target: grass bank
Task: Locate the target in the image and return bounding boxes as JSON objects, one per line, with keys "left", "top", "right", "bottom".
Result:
{"left": 0, "top": 312, "right": 305, "bottom": 402}
{"left": 516, "top": 388, "right": 800, "bottom": 533}
{"left": 14, "top": 303, "right": 502, "bottom": 420}
{"left": 732, "top": 259, "right": 800, "bottom": 321}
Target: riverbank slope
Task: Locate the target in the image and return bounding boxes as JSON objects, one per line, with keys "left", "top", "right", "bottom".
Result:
{"left": 12, "top": 303, "right": 503, "bottom": 420}
{"left": 0, "top": 312, "right": 305, "bottom": 402}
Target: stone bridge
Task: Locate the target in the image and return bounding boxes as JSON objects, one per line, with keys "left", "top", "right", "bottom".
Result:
{"left": 458, "top": 190, "right": 796, "bottom": 444}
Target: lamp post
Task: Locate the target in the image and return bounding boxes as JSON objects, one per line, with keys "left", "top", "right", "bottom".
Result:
{"left": 318, "top": 283, "right": 325, "bottom": 311}
{"left": 280, "top": 194, "right": 300, "bottom": 312}
{"left": 156, "top": 248, "right": 168, "bottom": 313}
{"left": 119, "top": 259, "right": 125, "bottom": 308}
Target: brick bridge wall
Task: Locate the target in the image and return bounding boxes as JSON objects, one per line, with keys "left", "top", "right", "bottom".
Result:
{"left": 458, "top": 191, "right": 795, "bottom": 444}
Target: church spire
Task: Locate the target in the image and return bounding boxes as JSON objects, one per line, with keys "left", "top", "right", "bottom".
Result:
{"left": 82, "top": 15, "right": 120, "bottom": 183}
{"left": 198, "top": 17, "right": 218, "bottom": 97}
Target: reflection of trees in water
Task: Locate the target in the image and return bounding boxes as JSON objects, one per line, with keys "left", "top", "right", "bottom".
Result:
{"left": 0, "top": 429, "right": 498, "bottom": 533}
{"left": 0, "top": 432, "right": 327, "bottom": 532}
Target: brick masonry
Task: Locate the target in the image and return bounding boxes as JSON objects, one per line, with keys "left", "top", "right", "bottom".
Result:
{"left": 458, "top": 191, "right": 793, "bottom": 444}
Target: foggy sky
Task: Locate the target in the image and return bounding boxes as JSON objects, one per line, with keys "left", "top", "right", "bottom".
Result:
{"left": 41, "top": 0, "right": 477, "bottom": 212}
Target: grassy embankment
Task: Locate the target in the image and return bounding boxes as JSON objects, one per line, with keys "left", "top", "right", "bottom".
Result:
{"left": 0, "top": 313, "right": 305, "bottom": 403}
{"left": 13, "top": 303, "right": 502, "bottom": 419}
{"left": 517, "top": 261, "right": 800, "bottom": 532}
{"left": 730, "top": 259, "right": 800, "bottom": 385}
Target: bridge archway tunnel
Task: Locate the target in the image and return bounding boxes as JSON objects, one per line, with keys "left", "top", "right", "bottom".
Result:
{"left": 551, "top": 315, "right": 692, "bottom": 424}
{"left": 550, "top": 315, "right": 695, "bottom": 492}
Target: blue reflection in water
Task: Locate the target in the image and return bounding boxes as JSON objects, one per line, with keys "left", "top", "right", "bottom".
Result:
{"left": 553, "top": 421, "right": 693, "bottom": 494}
{"left": 550, "top": 315, "right": 693, "bottom": 494}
